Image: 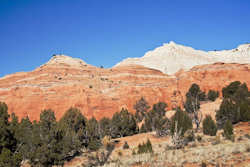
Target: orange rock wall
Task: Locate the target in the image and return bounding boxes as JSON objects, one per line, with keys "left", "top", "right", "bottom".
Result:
{"left": 0, "top": 62, "right": 249, "bottom": 121}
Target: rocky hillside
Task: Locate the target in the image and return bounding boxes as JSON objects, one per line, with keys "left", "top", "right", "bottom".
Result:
{"left": 0, "top": 55, "right": 250, "bottom": 121}
{"left": 116, "top": 41, "right": 250, "bottom": 74}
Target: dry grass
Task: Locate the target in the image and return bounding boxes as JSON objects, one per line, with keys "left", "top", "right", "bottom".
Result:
{"left": 86, "top": 122, "right": 250, "bottom": 167}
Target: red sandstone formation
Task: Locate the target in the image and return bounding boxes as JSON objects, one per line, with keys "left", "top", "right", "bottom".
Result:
{"left": 0, "top": 55, "right": 249, "bottom": 121}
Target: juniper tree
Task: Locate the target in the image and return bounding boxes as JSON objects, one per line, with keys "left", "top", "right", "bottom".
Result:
{"left": 202, "top": 115, "right": 217, "bottom": 136}
{"left": 184, "top": 83, "right": 205, "bottom": 130}
{"left": 99, "top": 117, "right": 112, "bottom": 138}
{"left": 86, "top": 117, "right": 102, "bottom": 151}
{"left": 134, "top": 97, "right": 150, "bottom": 122}
{"left": 171, "top": 107, "right": 193, "bottom": 136}
{"left": 207, "top": 90, "right": 219, "bottom": 101}
{"left": 143, "top": 102, "right": 168, "bottom": 134}
{"left": 0, "top": 102, "right": 22, "bottom": 167}
{"left": 111, "top": 108, "right": 138, "bottom": 138}
{"left": 216, "top": 81, "right": 250, "bottom": 128}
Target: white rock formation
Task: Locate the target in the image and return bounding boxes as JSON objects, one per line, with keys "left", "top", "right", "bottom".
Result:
{"left": 115, "top": 41, "right": 250, "bottom": 74}
{"left": 45, "top": 55, "right": 87, "bottom": 68}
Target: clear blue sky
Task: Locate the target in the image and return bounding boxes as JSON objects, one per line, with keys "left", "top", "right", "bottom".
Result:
{"left": 0, "top": 0, "right": 250, "bottom": 77}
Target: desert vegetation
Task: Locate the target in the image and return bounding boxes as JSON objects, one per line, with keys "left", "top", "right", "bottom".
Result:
{"left": 0, "top": 81, "right": 249, "bottom": 167}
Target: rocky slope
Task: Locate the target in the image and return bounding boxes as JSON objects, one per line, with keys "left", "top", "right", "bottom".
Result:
{"left": 0, "top": 55, "right": 250, "bottom": 121}
{"left": 116, "top": 41, "right": 250, "bottom": 74}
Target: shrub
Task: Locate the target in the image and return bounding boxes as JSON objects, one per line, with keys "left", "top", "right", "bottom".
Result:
{"left": 132, "top": 149, "right": 136, "bottom": 155}
{"left": 102, "top": 136, "right": 111, "bottom": 148}
{"left": 137, "top": 139, "right": 153, "bottom": 154}
{"left": 223, "top": 120, "right": 234, "bottom": 140}
{"left": 207, "top": 90, "right": 219, "bottom": 101}
{"left": 123, "top": 141, "right": 129, "bottom": 149}
{"left": 197, "top": 135, "right": 202, "bottom": 142}
{"left": 246, "top": 146, "right": 250, "bottom": 152}
{"left": 117, "top": 150, "right": 122, "bottom": 156}
{"left": 244, "top": 134, "right": 250, "bottom": 139}
{"left": 201, "top": 161, "right": 207, "bottom": 167}
{"left": 184, "top": 129, "right": 195, "bottom": 143}
{"left": 203, "top": 115, "right": 217, "bottom": 136}
{"left": 211, "top": 136, "right": 221, "bottom": 145}
{"left": 88, "top": 139, "right": 101, "bottom": 151}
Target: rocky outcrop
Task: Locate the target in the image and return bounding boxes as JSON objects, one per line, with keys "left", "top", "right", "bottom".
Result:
{"left": 0, "top": 55, "right": 179, "bottom": 120}
{"left": 0, "top": 55, "right": 250, "bottom": 121}
{"left": 116, "top": 41, "right": 250, "bottom": 74}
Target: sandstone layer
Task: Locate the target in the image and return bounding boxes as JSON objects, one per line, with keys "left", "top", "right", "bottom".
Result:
{"left": 0, "top": 55, "right": 179, "bottom": 120}
{"left": 0, "top": 55, "right": 250, "bottom": 121}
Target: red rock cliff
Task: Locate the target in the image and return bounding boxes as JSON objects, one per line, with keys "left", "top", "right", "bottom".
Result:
{"left": 0, "top": 56, "right": 249, "bottom": 121}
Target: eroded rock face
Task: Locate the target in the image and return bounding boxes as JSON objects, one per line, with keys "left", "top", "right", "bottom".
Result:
{"left": 176, "top": 63, "right": 250, "bottom": 98}
{"left": 0, "top": 55, "right": 179, "bottom": 120}
{"left": 0, "top": 55, "right": 249, "bottom": 121}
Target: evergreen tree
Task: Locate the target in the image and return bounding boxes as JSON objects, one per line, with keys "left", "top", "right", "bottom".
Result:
{"left": 184, "top": 83, "right": 205, "bottom": 129}
{"left": 139, "top": 123, "right": 147, "bottom": 133}
{"left": 16, "top": 116, "right": 33, "bottom": 160}
{"left": 155, "top": 117, "right": 171, "bottom": 137}
{"left": 123, "top": 141, "right": 129, "bottom": 149}
{"left": 216, "top": 81, "right": 250, "bottom": 128}
{"left": 223, "top": 120, "right": 234, "bottom": 140}
{"left": 0, "top": 102, "right": 21, "bottom": 167}
{"left": 59, "top": 108, "right": 88, "bottom": 147}
{"left": 143, "top": 102, "right": 168, "bottom": 134}
{"left": 29, "top": 109, "right": 64, "bottom": 167}
{"left": 86, "top": 117, "right": 101, "bottom": 151}
{"left": 171, "top": 108, "right": 193, "bottom": 136}
{"left": 99, "top": 117, "right": 111, "bottom": 138}
{"left": 111, "top": 108, "right": 138, "bottom": 138}
{"left": 207, "top": 90, "right": 219, "bottom": 101}
{"left": 134, "top": 97, "right": 150, "bottom": 122}
{"left": 202, "top": 115, "right": 217, "bottom": 136}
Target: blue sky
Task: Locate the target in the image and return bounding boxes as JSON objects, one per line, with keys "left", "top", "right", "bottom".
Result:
{"left": 0, "top": 0, "right": 250, "bottom": 77}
